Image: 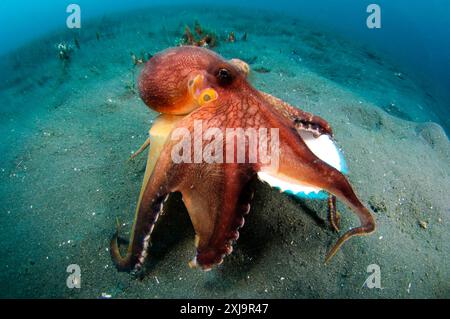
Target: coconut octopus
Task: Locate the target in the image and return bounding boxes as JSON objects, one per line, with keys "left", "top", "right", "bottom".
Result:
{"left": 110, "top": 46, "right": 375, "bottom": 273}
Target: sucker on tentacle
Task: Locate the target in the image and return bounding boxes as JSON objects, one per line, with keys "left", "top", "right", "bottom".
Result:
{"left": 294, "top": 118, "right": 328, "bottom": 138}
{"left": 327, "top": 194, "right": 340, "bottom": 232}
{"left": 111, "top": 193, "right": 167, "bottom": 272}
{"left": 189, "top": 180, "right": 254, "bottom": 270}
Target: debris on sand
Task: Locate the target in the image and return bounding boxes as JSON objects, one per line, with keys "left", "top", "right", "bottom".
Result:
{"left": 56, "top": 42, "right": 73, "bottom": 61}
{"left": 254, "top": 66, "right": 271, "bottom": 73}
{"left": 418, "top": 220, "right": 428, "bottom": 229}
{"left": 368, "top": 196, "right": 387, "bottom": 213}
{"left": 130, "top": 51, "right": 152, "bottom": 66}
{"left": 180, "top": 21, "right": 218, "bottom": 48}
{"left": 227, "top": 31, "right": 236, "bottom": 43}
{"left": 179, "top": 21, "right": 243, "bottom": 48}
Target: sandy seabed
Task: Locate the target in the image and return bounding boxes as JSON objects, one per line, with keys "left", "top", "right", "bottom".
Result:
{"left": 0, "top": 6, "right": 449, "bottom": 298}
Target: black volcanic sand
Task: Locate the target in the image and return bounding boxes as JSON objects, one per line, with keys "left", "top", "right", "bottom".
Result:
{"left": 0, "top": 7, "right": 449, "bottom": 298}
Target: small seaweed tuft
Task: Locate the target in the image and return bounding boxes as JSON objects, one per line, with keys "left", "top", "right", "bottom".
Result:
{"left": 179, "top": 21, "right": 218, "bottom": 48}
{"left": 56, "top": 41, "right": 73, "bottom": 61}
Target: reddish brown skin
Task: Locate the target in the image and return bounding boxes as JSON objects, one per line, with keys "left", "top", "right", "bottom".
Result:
{"left": 111, "top": 46, "right": 375, "bottom": 272}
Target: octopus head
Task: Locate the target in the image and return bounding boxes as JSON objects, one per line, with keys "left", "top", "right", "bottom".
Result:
{"left": 139, "top": 46, "right": 248, "bottom": 115}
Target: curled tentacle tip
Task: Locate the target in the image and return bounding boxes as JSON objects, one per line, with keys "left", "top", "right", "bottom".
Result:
{"left": 331, "top": 216, "right": 341, "bottom": 232}
{"left": 331, "top": 225, "right": 340, "bottom": 233}
{"left": 324, "top": 253, "right": 335, "bottom": 265}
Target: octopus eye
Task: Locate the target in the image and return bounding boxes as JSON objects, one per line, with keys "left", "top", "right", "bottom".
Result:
{"left": 216, "top": 68, "right": 233, "bottom": 86}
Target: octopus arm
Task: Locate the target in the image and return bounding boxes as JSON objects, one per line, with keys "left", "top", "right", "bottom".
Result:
{"left": 259, "top": 91, "right": 333, "bottom": 137}
{"left": 259, "top": 113, "right": 375, "bottom": 262}
{"left": 110, "top": 147, "right": 179, "bottom": 272}
{"left": 179, "top": 163, "right": 254, "bottom": 270}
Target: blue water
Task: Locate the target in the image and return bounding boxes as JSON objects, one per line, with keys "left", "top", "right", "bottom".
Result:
{"left": 1, "top": 0, "right": 449, "bottom": 128}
